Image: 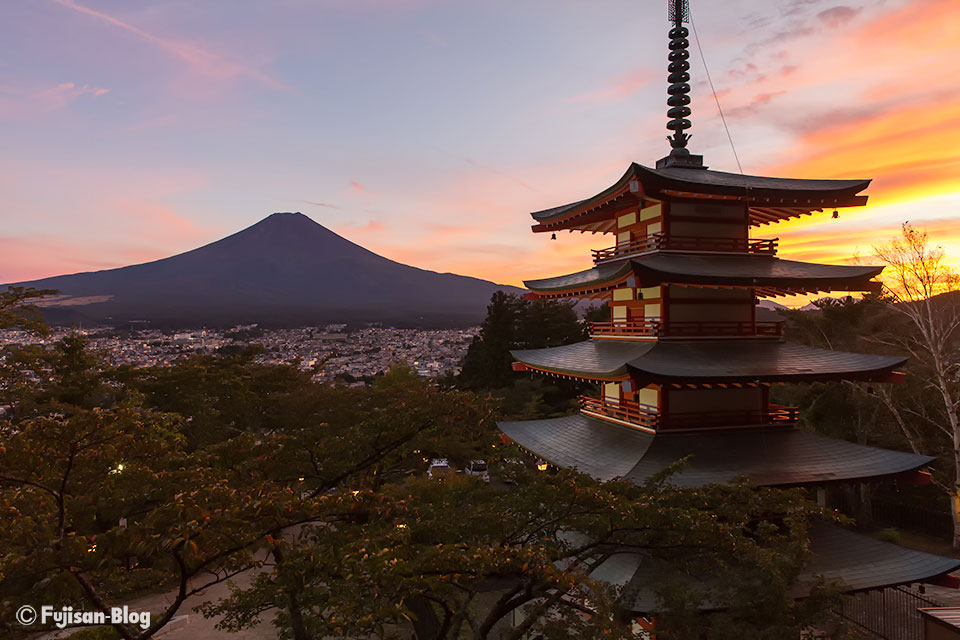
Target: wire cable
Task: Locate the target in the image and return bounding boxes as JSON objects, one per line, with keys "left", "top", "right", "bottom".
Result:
{"left": 690, "top": 12, "right": 745, "bottom": 177}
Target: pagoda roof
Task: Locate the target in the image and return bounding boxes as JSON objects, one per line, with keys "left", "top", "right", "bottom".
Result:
{"left": 524, "top": 254, "right": 882, "bottom": 298}
{"left": 511, "top": 339, "right": 906, "bottom": 383}
{"left": 498, "top": 414, "right": 931, "bottom": 487}
{"left": 595, "top": 522, "right": 960, "bottom": 614}
{"left": 530, "top": 163, "right": 870, "bottom": 232}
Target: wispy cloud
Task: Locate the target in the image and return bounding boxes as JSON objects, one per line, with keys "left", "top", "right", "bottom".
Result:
{"left": 303, "top": 200, "right": 341, "bottom": 209}
{"left": 0, "top": 81, "right": 110, "bottom": 118}
{"left": 817, "top": 6, "right": 863, "bottom": 28}
{"left": 51, "top": 0, "right": 292, "bottom": 92}
{"left": 564, "top": 68, "right": 655, "bottom": 105}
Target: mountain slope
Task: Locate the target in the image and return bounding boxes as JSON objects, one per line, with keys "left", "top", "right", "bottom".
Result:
{"left": 10, "top": 212, "right": 525, "bottom": 327}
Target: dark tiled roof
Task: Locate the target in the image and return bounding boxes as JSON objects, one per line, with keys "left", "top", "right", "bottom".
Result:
{"left": 604, "top": 522, "right": 960, "bottom": 614}
{"left": 633, "top": 253, "right": 883, "bottom": 286}
{"left": 499, "top": 414, "right": 655, "bottom": 481}
{"left": 643, "top": 164, "right": 870, "bottom": 197}
{"left": 624, "top": 428, "right": 933, "bottom": 487}
{"left": 523, "top": 254, "right": 882, "bottom": 294}
{"left": 512, "top": 340, "right": 655, "bottom": 379}
{"left": 530, "top": 163, "right": 870, "bottom": 224}
{"left": 627, "top": 340, "right": 905, "bottom": 383}
{"left": 524, "top": 261, "right": 632, "bottom": 293}
{"left": 499, "top": 414, "right": 931, "bottom": 487}
{"left": 511, "top": 339, "right": 906, "bottom": 382}
{"left": 798, "top": 522, "right": 960, "bottom": 595}
{"left": 531, "top": 166, "right": 635, "bottom": 222}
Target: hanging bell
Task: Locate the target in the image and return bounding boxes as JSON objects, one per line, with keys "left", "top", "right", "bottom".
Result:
{"left": 551, "top": 233, "right": 557, "bottom": 240}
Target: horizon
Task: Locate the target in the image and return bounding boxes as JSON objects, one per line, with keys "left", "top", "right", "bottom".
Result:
{"left": 2, "top": 0, "right": 959, "bottom": 295}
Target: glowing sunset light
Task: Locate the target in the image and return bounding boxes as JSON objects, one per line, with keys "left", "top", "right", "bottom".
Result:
{"left": 0, "top": 0, "right": 958, "bottom": 293}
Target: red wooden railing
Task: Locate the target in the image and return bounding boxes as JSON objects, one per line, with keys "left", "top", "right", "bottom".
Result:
{"left": 579, "top": 396, "right": 799, "bottom": 430}
{"left": 591, "top": 233, "right": 777, "bottom": 263}
{"left": 589, "top": 320, "right": 661, "bottom": 337}
{"left": 579, "top": 396, "right": 659, "bottom": 429}
{"left": 589, "top": 320, "right": 784, "bottom": 338}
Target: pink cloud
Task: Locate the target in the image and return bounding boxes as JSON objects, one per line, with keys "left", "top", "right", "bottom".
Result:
{"left": 0, "top": 235, "right": 160, "bottom": 283}
{"left": 51, "top": 0, "right": 292, "bottom": 92}
{"left": 350, "top": 181, "right": 365, "bottom": 195}
{"left": 0, "top": 81, "right": 110, "bottom": 118}
{"left": 564, "top": 68, "right": 656, "bottom": 104}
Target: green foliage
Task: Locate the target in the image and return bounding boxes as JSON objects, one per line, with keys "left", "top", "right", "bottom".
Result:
{"left": 203, "top": 469, "right": 834, "bottom": 640}
{"left": 0, "top": 286, "right": 57, "bottom": 335}
{"left": 458, "top": 292, "right": 585, "bottom": 390}
{"left": 877, "top": 528, "right": 901, "bottom": 544}
{"left": 0, "top": 292, "right": 839, "bottom": 639}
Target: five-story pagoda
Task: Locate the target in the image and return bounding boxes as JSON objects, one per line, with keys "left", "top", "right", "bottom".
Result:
{"left": 499, "top": 0, "right": 960, "bottom": 615}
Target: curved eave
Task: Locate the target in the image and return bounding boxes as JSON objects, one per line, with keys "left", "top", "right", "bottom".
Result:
{"left": 498, "top": 414, "right": 932, "bottom": 488}
{"left": 528, "top": 163, "right": 871, "bottom": 232}
{"left": 530, "top": 165, "right": 638, "bottom": 227}
{"left": 523, "top": 262, "right": 633, "bottom": 297}
{"left": 627, "top": 341, "right": 907, "bottom": 384}
{"left": 524, "top": 255, "right": 884, "bottom": 299}
{"left": 637, "top": 163, "right": 871, "bottom": 202}
{"left": 607, "top": 522, "right": 960, "bottom": 615}
{"left": 511, "top": 340, "right": 654, "bottom": 380}
{"left": 633, "top": 254, "right": 884, "bottom": 296}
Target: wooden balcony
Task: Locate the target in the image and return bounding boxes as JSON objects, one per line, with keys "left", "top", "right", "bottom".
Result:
{"left": 579, "top": 396, "right": 799, "bottom": 430}
{"left": 579, "top": 395, "right": 659, "bottom": 429}
{"left": 589, "top": 320, "right": 784, "bottom": 339}
{"left": 591, "top": 233, "right": 777, "bottom": 264}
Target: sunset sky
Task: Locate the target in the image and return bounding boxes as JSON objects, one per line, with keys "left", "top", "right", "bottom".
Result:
{"left": 1, "top": 0, "right": 958, "bottom": 297}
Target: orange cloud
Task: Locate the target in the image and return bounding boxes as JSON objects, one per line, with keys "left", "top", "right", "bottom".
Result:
{"left": 52, "top": 0, "right": 291, "bottom": 92}
{"left": 764, "top": 99, "right": 960, "bottom": 205}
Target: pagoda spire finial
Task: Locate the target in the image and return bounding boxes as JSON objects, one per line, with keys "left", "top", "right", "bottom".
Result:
{"left": 657, "top": 0, "right": 704, "bottom": 168}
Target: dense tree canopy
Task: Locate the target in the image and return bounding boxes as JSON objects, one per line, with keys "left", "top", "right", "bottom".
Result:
{"left": 1, "top": 287, "right": 840, "bottom": 639}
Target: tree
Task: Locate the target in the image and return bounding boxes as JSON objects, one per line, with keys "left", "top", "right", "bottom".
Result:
{"left": 202, "top": 461, "right": 835, "bottom": 640}
{"left": 1, "top": 327, "right": 495, "bottom": 639}
{"left": 459, "top": 292, "right": 524, "bottom": 389}
{"left": 0, "top": 286, "right": 57, "bottom": 334}
{"left": 873, "top": 222, "right": 960, "bottom": 546}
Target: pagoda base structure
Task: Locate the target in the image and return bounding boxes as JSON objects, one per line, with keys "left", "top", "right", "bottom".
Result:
{"left": 501, "top": 157, "right": 960, "bottom": 617}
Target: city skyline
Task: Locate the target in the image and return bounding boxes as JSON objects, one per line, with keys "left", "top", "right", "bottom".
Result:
{"left": 2, "top": 0, "right": 958, "bottom": 294}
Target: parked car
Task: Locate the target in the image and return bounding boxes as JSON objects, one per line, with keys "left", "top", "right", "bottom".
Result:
{"left": 464, "top": 459, "right": 490, "bottom": 483}
{"left": 427, "top": 458, "right": 452, "bottom": 479}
